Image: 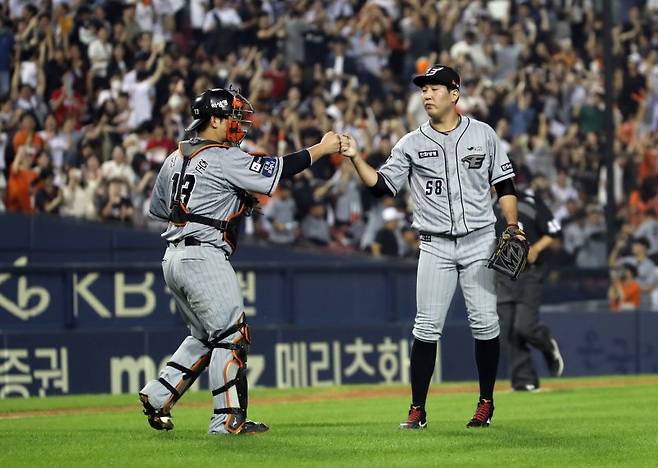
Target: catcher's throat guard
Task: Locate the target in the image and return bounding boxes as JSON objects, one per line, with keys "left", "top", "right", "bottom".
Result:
{"left": 487, "top": 233, "right": 529, "bottom": 280}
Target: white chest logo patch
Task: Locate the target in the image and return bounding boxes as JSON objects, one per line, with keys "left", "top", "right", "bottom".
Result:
{"left": 419, "top": 150, "right": 439, "bottom": 159}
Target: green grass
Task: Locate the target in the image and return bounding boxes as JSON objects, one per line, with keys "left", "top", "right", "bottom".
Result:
{"left": 0, "top": 376, "right": 656, "bottom": 467}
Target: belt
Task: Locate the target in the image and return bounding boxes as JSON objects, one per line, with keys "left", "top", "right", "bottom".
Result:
{"left": 167, "top": 237, "right": 231, "bottom": 258}
{"left": 168, "top": 237, "right": 202, "bottom": 247}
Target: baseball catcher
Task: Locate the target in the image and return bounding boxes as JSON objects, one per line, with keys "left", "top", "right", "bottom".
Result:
{"left": 139, "top": 87, "right": 346, "bottom": 435}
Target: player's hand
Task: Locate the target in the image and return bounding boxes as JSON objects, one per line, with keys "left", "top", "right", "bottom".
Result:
{"left": 504, "top": 224, "right": 526, "bottom": 242}
{"left": 320, "top": 131, "right": 341, "bottom": 154}
{"left": 340, "top": 134, "right": 358, "bottom": 159}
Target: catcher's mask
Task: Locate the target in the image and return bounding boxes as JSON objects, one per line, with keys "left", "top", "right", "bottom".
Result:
{"left": 185, "top": 88, "right": 254, "bottom": 145}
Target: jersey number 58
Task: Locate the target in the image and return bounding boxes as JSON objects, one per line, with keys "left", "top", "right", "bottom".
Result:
{"left": 425, "top": 179, "right": 443, "bottom": 196}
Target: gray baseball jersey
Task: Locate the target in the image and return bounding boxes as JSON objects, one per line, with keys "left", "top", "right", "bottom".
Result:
{"left": 378, "top": 117, "right": 514, "bottom": 236}
{"left": 377, "top": 116, "right": 514, "bottom": 342}
{"left": 149, "top": 139, "right": 283, "bottom": 253}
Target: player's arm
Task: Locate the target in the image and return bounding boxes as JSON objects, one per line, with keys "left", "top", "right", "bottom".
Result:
{"left": 489, "top": 126, "right": 522, "bottom": 236}
{"left": 279, "top": 131, "right": 343, "bottom": 178}
{"left": 341, "top": 135, "right": 398, "bottom": 198}
{"left": 223, "top": 132, "right": 343, "bottom": 196}
{"left": 494, "top": 178, "right": 518, "bottom": 226}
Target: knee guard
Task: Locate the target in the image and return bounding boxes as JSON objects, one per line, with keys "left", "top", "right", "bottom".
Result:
{"left": 210, "top": 314, "right": 251, "bottom": 433}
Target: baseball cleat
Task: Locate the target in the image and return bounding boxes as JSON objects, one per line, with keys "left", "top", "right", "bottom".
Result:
{"left": 139, "top": 393, "right": 174, "bottom": 431}
{"left": 210, "top": 420, "right": 270, "bottom": 435}
{"left": 466, "top": 399, "right": 494, "bottom": 428}
{"left": 240, "top": 420, "right": 270, "bottom": 434}
{"left": 400, "top": 405, "right": 427, "bottom": 429}
{"left": 546, "top": 338, "right": 565, "bottom": 377}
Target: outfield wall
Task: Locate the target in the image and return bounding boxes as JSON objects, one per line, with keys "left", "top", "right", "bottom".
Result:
{"left": 0, "top": 260, "right": 656, "bottom": 398}
{"left": 0, "top": 215, "right": 655, "bottom": 398}
{"left": 1, "top": 313, "right": 657, "bottom": 398}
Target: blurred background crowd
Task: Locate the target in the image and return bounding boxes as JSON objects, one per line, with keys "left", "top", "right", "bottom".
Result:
{"left": 1, "top": 0, "right": 657, "bottom": 308}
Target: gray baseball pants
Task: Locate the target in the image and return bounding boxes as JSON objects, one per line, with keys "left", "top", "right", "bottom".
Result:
{"left": 414, "top": 224, "right": 499, "bottom": 342}
{"left": 140, "top": 243, "right": 245, "bottom": 434}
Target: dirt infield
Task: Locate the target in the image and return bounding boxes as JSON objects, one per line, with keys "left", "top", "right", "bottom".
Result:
{"left": 1, "top": 375, "right": 657, "bottom": 420}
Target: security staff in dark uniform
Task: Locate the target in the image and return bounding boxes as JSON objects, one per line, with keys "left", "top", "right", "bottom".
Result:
{"left": 494, "top": 190, "right": 565, "bottom": 391}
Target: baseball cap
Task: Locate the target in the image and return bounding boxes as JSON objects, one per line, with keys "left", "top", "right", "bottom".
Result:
{"left": 412, "top": 64, "right": 460, "bottom": 90}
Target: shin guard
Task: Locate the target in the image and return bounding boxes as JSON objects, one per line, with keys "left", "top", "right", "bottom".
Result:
{"left": 209, "top": 317, "right": 251, "bottom": 434}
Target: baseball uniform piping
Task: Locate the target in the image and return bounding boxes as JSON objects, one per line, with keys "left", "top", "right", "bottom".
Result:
{"left": 267, "top": 158, "right": 281, "bottom": 196}
{"left": 454, "top": 117, "right": 471, "bottom": 234}
{"left": 419, "top": 126, "right": 454, "bottom": 236}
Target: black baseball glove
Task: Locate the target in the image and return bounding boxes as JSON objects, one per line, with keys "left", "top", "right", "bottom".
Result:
{"left": 487, "top": 224, "right": 529, "bottom": 280}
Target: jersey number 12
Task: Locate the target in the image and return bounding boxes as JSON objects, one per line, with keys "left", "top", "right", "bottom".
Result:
{"left": 170, "top": 173, "right": 196, "bottom": 207}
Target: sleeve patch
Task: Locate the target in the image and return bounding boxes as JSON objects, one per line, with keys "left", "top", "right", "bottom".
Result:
{"left": 501, "top": 162, "right": 513, "bottom": 172}
{"left": 249, "top": 157, "right": 277, "bottom": 177}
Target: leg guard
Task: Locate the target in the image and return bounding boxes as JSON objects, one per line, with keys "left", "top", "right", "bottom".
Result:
{"left": 208, "top": 315, "right": 265, "bottom": 434}
{"left": 139, "top": 336, "right": 211, "bottom": 429}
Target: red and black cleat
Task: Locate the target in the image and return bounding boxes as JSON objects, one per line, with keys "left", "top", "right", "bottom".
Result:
{"left": 466, "top": 399, "right": 494, "bottom": 428}
{"left": 399, "top": 405, "right": 427, "bottom": 429}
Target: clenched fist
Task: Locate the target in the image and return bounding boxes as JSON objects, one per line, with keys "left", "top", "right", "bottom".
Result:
{"left": 340, "top": 134, "right": 358, "bottom": 159}
{"left": 320, "top": 131, "right": 341, "bottom": 155}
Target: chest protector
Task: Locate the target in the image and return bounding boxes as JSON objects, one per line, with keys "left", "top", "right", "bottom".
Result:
{"left": 168, "top": 140, "right": 258, "bottom": 254}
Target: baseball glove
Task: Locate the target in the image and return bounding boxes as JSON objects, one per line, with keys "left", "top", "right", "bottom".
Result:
{"left": 487, "top": 225, "right": 529, "bottom": 280}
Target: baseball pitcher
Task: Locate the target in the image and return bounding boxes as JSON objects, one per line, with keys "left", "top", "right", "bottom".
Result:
{"left": 341, "top": 65, "right": 524, "bottom": 429}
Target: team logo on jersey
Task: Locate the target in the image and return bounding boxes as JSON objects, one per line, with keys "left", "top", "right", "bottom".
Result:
{"left": 467, "top": 146, "right": 483, "bottom": 152}
{"left": 461, "top": 154, "right": 486, "bottom": 169}
{"left": 501, "top": 162, "right": 513, "bottom": 172}
{"left": 418, "top": 150, "right": 439, "bottom": 159}
{"left": 249, "top": 157, "right": 263, "bottom": 173}
{"left": 249, "top": 156, "right": 277, "bottom": 177}
{"left": 261, "top": 158, "right": 276, "bottom": 177}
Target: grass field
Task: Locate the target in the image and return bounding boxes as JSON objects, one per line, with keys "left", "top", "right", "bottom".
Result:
{"left": 1, "top": 375, "right": 656, "bottom": 467}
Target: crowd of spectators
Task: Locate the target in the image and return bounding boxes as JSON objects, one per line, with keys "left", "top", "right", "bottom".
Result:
{"left": 1, "top": 0, "right": 658, "bottom": 304}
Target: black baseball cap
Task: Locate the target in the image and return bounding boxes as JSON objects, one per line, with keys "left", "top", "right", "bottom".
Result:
{"left": 412, "top": 64, "right": 461, "bottom": 90}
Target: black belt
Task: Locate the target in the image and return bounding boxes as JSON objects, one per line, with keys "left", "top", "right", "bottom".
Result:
{"left": 168, "top": 237, "right": 202, "bottom": 247}
{"left": 167, "top": 237, "right": 231, "bottom": 258}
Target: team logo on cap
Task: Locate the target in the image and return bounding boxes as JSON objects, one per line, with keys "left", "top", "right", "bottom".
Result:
{"left": 210, "top": 99, "right": 228, "bottom": 109}
{"left": 426, "top": 66, "right": 444, "bottom": 75}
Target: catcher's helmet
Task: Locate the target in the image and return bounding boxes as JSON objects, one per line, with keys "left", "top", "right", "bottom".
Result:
{"left": 185, "top": 88, "right": 254, "bottom": 144}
